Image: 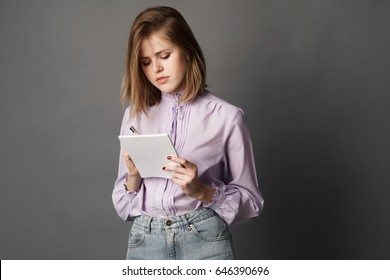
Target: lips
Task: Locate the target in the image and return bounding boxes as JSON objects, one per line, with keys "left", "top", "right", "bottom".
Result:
{"left": 156, "top": 76, "right": 169, "bottom": 84}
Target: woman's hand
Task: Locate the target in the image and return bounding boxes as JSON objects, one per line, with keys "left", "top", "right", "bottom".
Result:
{"left": 123, "top": 149, "right": 142, "bottom": 192}
{"left": 163, "top": 156, "right": 215, "bottom": 204}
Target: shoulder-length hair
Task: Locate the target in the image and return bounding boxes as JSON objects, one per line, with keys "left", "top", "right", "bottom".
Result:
{"left": 121, "top": 6, "right": 206, "bottom": 117}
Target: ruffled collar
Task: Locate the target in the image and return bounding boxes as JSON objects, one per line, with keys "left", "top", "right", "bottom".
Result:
{"left": 161, "top": 91, "right": 185, "bottom": 104}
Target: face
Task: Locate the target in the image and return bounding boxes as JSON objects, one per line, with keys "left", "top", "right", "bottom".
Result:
{"left": 139, "top": 32, "right": 188, "bottom": 94}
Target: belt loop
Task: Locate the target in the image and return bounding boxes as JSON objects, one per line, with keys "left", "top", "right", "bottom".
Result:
{"left": 144, "top": 216, "right": 152, "bottom": 235}
{"left": 181, "top": 213, "right": 192, "bottom": 231}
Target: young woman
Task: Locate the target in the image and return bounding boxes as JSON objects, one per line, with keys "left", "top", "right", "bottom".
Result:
{"left": 112, "top": 6, "right": 264, "bottom": 260}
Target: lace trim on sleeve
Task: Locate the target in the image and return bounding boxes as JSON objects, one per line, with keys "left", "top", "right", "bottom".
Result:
{"left": 203, "top": 182, "right": 226, "bottom": 209}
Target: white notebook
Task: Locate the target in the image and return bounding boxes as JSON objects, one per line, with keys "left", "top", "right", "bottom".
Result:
{"left": 118, "top": 133, "right": 178, "bottom": 179}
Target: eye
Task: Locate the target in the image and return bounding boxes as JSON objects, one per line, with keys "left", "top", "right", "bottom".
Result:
{"left": 161, "top": 53, "right": 170, "bottom": 60}
{"left": 140, "top": 60, "right": 151, "bottom": 67}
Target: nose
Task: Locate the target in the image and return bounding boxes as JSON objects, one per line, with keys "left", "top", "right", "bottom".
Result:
{"left": 152, "top": 61, "right": 163, "bottom": 73}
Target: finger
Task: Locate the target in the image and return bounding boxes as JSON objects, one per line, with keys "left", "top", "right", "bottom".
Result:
{"left": 171, "top": 177, "right": 185, "bottom": 189}
{"left": 163, "top": 164, "right": 189, "bottom": 174}
{"left": 171, "top": 175, "right": 191, "bottom": 189}
{"left": 123, "top": 149, "right": 131, "bottom": 160}
{"left": 123, "top": 149, "right": 138, "bottom": 171}
{"left": 172, "top": 172, "right": 190, "bottom": 182}
{"left": 167, "top": 155, "right": 190, "bottom": 168}
{"left": 123, "top": 149, "right": 136, "bottom": 164}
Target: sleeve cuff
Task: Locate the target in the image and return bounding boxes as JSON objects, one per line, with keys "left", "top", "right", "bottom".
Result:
{"left": 124, "top": 180, "right": 142, "bottom": 196}
{"left": 203, "top": 182, "right": 226, "bottom": 209}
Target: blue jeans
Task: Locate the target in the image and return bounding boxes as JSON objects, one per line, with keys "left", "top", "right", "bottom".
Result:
{"left": 126, "top": 208, "right": 235, "bottom": 260}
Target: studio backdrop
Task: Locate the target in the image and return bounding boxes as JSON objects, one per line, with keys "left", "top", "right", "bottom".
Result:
{"left": 1, "top": 0, "right": 389, "bottom": 259}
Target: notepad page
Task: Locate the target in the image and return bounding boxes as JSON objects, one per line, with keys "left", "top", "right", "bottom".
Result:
{"left": 118, "top": 134, "right": 178, "bottom": 179}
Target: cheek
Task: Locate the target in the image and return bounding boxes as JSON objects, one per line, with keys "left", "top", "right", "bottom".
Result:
{"left": 173, "top": 59, "right": 187, "bottom": 78}
{"left": 168, "top": 53, "right": 187, "bottom": 74}
{"left": 181, "top": 60, "right": 189, "bottom": 77}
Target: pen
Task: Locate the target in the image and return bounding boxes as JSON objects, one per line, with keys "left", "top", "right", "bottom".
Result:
{"left": 130, "top": 126, "right": 140, "bottom": 135}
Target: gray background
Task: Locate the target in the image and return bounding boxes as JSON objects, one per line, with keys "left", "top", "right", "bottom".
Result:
{"left": 1, "top": 0, "right": 389, "bottom": 259}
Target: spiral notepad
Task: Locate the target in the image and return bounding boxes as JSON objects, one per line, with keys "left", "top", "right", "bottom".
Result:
{"left": 118, "top": 133, "right": 178, "bottom": 179}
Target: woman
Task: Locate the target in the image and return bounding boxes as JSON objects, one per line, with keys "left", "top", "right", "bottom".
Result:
{"left": 112, "top": 6, "right": 263, "bottom": 260}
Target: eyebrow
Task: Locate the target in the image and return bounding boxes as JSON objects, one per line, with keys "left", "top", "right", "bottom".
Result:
{"left": 139, "top": 49, "right": 171, "bottom": 60}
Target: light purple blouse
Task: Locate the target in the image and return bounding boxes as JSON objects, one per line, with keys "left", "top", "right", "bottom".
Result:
{"left": 112, "top": 90, "right": 264, "bottom": 225}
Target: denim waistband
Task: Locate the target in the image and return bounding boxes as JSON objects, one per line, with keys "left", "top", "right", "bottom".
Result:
{"left": 132, "top": 207, "right": 216, "bottom": 230}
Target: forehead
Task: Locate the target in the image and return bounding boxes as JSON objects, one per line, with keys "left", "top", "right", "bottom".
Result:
{"left": 140, "top": 32, "right": 175, "bottom": 57}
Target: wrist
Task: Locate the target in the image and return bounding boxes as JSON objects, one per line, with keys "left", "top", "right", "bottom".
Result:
{"left": 125, "top": 173, "right": 142, "bottom": 193}
{"left": 194, "top": 183, "right": 215, "bottom": 204}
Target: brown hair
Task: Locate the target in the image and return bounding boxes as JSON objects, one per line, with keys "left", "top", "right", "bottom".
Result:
{"left": 121, "top": 6, "right": 206, "bottom": 117}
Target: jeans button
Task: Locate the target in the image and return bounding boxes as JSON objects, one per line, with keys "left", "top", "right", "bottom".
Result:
{"left": 165, "top": 219, "right": 173, "bottom": 226}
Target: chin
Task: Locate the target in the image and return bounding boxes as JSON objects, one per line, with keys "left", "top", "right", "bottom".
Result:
{"left": 157, "top": 86, "right": 180, "bottom": 93}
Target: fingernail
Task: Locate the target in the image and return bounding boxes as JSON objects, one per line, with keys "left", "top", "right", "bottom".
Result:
{"left": 162, "top": 166, "right": 166, "bottom": 170}
{"left": 167, "top": 156, "right": 172, "bottom": 160}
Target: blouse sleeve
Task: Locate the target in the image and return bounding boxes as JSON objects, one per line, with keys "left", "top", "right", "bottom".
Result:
{"left": 112, "top": 107, "right": 138, "bottom": 221}
{"left": 205, "top": 108, "right": 264, "bottom": 225}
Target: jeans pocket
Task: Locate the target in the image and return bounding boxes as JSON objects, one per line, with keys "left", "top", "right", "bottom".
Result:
{"left": 190, "top": 214, "right": 230, "bottom": 242}
{"left": 128, "top": 231, "right": 145, "bottom": 248}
